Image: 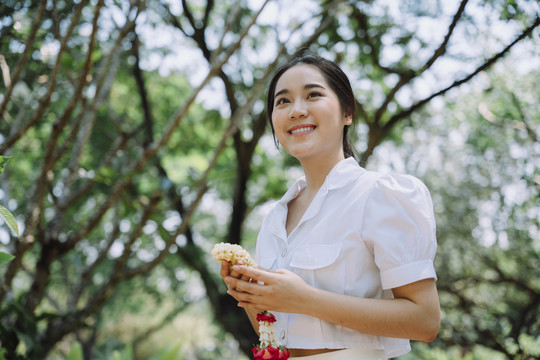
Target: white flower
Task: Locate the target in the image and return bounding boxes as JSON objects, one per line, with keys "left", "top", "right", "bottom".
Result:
{"left": 211, "top": 243, "right": 286, "bottom": 354}
{"left": 259, "top": 321, "right": 281, "bottom": 348}
{"left": 211, "top": 242, "right": 257, "bottom": 267}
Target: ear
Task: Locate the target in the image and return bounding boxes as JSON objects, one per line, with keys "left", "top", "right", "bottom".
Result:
{"left": 344, "top": 114, "right": 353, "bottom": 125}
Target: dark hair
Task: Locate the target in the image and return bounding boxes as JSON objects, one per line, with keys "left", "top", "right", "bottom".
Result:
{"left": 266, "top": 55, "right": 357, "bottom": 158}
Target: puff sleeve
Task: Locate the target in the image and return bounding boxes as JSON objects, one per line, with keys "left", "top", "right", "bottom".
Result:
{"left": 361, "top": 173, "right": 437, "bottom": 290}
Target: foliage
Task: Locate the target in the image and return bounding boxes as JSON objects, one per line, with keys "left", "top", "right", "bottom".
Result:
{"left": 0, "top": 206, "right": 17, "bottom": 237}
{"left": 430, "top": 66, "right": 540, "bottom": 359}
{"left": 0, "top": 252, "right": 14, "bottom": 267}
{"left": 0, "top": 155, "right": 16, "bottom": 265}
{"left": 65, "top": 342, "right": 84, "bottom": 360}
{"left": 369, "top": 60, "right": 540, "bottom": 358}
{"left": 0, "top": 0, "right": 538, "bottom": 359}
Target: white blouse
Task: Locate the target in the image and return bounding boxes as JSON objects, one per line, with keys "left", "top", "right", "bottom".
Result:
{"left": 255, "top": 157, "right": 437, "bottom": 359}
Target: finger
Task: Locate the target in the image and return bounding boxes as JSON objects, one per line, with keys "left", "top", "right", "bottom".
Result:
{"left": 231, "top": 261, "right": 252, "bottom": 282}
{"left": 228, "top": 263, "right": 255, "bottom": 283}
{"left": 226, "top": 274, "right": 253, "bottom": 292}
{"left": 227, "top": 286, "right": 260, "bottom": 303}
{"left": 234, "top": 277, "right": 270, "bottom": 296}
{"left": 238, "top": 272, "right": 252, "bottom": 282}
{"left": 228, "top": 289, "right": 268, "bottom": 312}
{"left": 232, "top": 265, "right": 274, "bottom": 284}
{"left": 220, "top": 260, "right": 230, "bottom": 279}
{"left": 229, "top": 268, "right": 247, "bottom": 281}
{"left": 225, "top": 277, "right": 238, "bottom": 292}
{"left": 225, "top": 276, "right": 243, "bottom": 291}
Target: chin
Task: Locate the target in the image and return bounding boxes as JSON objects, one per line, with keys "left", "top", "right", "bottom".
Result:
{"left": 286, "top": 147, "right": 316, "bottom": 159}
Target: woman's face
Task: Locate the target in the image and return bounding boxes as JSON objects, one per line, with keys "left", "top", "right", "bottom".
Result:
{"left": 271, "top": 64, "right": 352, "bottom": 162}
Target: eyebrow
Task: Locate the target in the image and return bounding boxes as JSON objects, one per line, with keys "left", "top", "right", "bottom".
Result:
{"left": 274, "top": 83, "right": 326, "bottom": 98}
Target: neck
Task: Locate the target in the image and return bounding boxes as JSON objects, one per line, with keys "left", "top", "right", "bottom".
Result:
{"left": 298, "top": 152, "right": 346, "bottom": 194}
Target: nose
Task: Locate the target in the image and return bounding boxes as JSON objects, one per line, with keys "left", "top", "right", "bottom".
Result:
{"left": 288, "top": 100, "right": 307, "bottom": 120}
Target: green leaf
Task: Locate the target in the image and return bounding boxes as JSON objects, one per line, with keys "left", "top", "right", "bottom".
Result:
{"left": 0, "top": 252, "right": 14, "bottom": 267}
{"left": 0, "top": 205, "right": 19, "bottom": 236}
{"left": 0, "top": 156, "right": 10, "bottom": 175}
{"left": 65, "top": 341, "right": 84, "bottom": 360}
{"left": 111, "top": 350, "right": 122, "bottom": 360}
{"left": 155, "top": 344, "right": 181, "bottom": 360}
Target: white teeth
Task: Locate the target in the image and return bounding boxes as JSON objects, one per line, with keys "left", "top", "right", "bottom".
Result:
{"left": 290, "top": 126, "right": 314, "bottom": 134}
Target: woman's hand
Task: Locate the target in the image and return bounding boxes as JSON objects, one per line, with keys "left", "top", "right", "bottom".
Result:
{"left": 219, "top": 261, "right": 266, "bottom": 334}
{"left": 227, "top": 265, "right": 440, "bottom": 341}
{"left": 225, "top": 265, "right": 314, "bottom": 314}
{"left": 219, "top": 260, "right": 251, "bottom": 290}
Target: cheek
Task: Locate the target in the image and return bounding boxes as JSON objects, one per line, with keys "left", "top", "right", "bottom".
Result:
{"left": 271, "top": 112, "right": 285, "bottom": 131}
{"left": 271, "top": 115, "right": 289, "bottom": 144}
{"left": 271, "top": 116, "right": 281, "bottom": 139}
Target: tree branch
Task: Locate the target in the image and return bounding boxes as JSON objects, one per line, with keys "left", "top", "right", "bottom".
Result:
{"left": 161, "top": 3, "right": 189, "bottom": 37}
{"left": 510, "top": 92, "right": 538, "bottom": 143}
{"left": 420, "top": 0, "right": 469, "bottom": 73}
{"left": 212, "top": 0, "right": 242, "bottom": 64}
{"left": 181, "top": 0, "right": 197, "bottom": 31}
{"left": 132, "top": 300, "right": 191, "bottom": 354}
{"left": 352, "top": 8, "right": 402, "bottom": 75}
{"left": 0, "top": 0, "right": 88, "bottom": 154}
{"left": 25, "top": 5, "right": 272, "bottom": 353}
{"left": 131, "top": 33, "right": 154, "bottom": 147}
{"left": 68, "top": 205, "right": 122, "bottom": 310}
{"left": 0, "top": 0, "right": 89, "bottom": 306}
{"left": 0, "top": 0, "right": 47, "bottom": 125}
{"left": 37, "top": 194, "right": 160, "bottom": 356}
{"left": 373, "top": 0, "right": 469, "bottom": 124}
{"left": 122, "top": 0, "right": 273, "bottom": 279}
{"left": 384, "top": 16, "right": 539, "bottom": 133}
{"left": 53, "top": 13, "right": 140, "bottom": 252}
{"left": 45, "top": 0, "right": 104, "bottom": 240}
{"left": 203, "top": 0, "right": 214, "bottom": 29}
{"left": 357, "top": 16, "right": 540, "bottom": 165}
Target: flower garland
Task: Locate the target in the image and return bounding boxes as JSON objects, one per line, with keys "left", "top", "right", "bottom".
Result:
{"left": 212, "top": 243, "right": 290, "bottom": 360}
{"left": 252, "top": 311, "right": 290, "bottom": 360}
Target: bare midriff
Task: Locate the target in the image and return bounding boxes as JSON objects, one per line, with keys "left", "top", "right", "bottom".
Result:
{"left": 289, "top": 348, "right": 343, "bottom": 357}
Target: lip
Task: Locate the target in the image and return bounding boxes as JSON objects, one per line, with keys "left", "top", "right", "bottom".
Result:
{"left": 288, "top": 124, "right": 317, "bottom": 135}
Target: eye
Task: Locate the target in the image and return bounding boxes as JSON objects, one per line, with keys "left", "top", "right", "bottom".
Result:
{"left": 307, "top": 91, "right": 322, "bottom": 99}
{"left": 275, "top": 97, "right": 290, "bottom": 106}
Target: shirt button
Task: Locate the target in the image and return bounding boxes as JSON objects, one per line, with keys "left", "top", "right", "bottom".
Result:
{"left": 281, "top": 249, "right": 287, "bottom": 257}
{"left": 280, "top": 330, "right": 286, "bottom": 339}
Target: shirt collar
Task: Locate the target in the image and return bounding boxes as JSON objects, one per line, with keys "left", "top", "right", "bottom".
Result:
{"left": 325, "top": 157, "right": 365, "bottom": 190}
{"left": 277, "top": 157, "right": 365, "bottom": 206}
{"left": 269, "top": 157, "right": 365, "bottom": 240}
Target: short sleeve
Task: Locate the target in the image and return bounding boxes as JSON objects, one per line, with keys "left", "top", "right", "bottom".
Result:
{"left": 361, "top": 173, "right": 437, "bottom": 290}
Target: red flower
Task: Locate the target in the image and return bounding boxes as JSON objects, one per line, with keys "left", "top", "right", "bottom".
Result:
{"left": 252, "top": 346, "right": 280, "bottom": 359}
{"left": 252, "top": 347, "right": 265, "bottom": 359}
{"left": 252, "top": 311, "right": 289, "bottom": 359}
{"left": 256, "top": 311, "right": 276, "bottom": 323}
{"left": 278, "top": 347, "right": 290, "bottom": 359}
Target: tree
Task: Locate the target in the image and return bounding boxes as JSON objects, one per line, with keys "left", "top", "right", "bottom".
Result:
{"left": 374, "top": 60, "right": 539, "bottom": 359}
{"left": 431, "top": 64, "right": 540, "bottom": 359}
{"left": 0, "top": 0, "right": 538, "bottom": 358}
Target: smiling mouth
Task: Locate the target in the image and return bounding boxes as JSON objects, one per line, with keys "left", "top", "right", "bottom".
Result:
{"left": 289, "top": 126, "right": 316, "bottom": 135}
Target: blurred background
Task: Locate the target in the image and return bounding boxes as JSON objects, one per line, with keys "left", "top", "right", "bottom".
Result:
{"left": 0, "top": 0, "right": 538, "bottom": 359}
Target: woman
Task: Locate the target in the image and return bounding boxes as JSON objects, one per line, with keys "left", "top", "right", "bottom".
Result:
{"left": 221, "top": 55, "right": 440, "bottom": 359}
